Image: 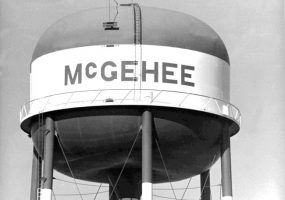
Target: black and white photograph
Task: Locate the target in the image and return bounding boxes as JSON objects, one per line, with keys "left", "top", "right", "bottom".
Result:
{"left": 0, "top": 0, "right": 284, "bottom": 200}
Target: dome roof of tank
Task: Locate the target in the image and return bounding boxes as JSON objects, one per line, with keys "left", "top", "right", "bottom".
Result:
{"left": 32, "top": 6, "right": 229, "bottom": 63}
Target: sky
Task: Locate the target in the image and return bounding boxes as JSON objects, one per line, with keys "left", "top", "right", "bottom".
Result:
{"left": 0, "top": 0, "right": 284, "bottom": 200}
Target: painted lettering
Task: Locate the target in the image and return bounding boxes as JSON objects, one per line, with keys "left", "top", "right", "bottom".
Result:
{"left": 162, "top": 62, "right": 178, "bottom": 84}
{"left": 101, "top": 61, "right": 117, "bottom": 81}
{"left": 64, "top": 64, "right": 82, "bottom": 85}
{"left": 64, "top": 61, "right": 195, "bottom": 87}
{"left": 181, "top": 65, "right": 195, "bottom": 87}
{"left": 142, "top": 61, "right": 158, "bottom": 82}
{"left": 121, "top": 61, "right": 137, "bottom": 81}
{"left": 85, "top": 62, "right": 97, "bottom": 79}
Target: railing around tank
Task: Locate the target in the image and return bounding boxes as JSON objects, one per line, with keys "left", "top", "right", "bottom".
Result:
{"left": 20, "top": 89, "right": 241, "bottom": 126}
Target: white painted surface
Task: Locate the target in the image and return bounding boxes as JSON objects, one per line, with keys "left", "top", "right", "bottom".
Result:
{"left": 21, "top": 44, "right": 240, "bottom": 125}
{"left": 141, "top": 182, "right": 152, "bottom": 200}
{"left": 40, "top": 189, "right": 52, "bottom": 200}
{"left": 20, "top": 89, "right": 241, "bottom": 126}
{"left": 30, "top": 44, "right": 230, "bottom": 101}
{"left": 222, "top": 196, "right": 233, "bottom": 200}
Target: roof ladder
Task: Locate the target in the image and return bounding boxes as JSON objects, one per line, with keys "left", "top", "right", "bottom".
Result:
{"left": 133, "top": 3, "right": 142, "bottom": 45}
{"left": 133, "top": 3, "right": 142, "bottom": 100}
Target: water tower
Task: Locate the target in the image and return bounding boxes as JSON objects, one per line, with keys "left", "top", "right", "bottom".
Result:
{"left": 20, "top": 4, "right": 241, "bottom": 200}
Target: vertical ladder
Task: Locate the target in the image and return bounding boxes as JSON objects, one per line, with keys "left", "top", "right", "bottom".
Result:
{"left": 133, "top": 3, "right": 142, "bottom": 100}
{"left": 133, "top": 3, "right": 142, "bottom": 45}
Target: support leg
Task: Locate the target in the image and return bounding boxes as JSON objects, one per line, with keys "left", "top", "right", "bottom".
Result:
{"left": 221, "top": 124, "right": 233, "bottom": 200}
{"left": 42, "top": 116, "right": 55, "bottom": 200}
{"left": 141, "top": 109, "right": 152, "bottom": 200}
{"left": 30, "top": 147, "right": 41, "bottom": 200}
{"left": 200, "top": 170, "right": 211, "bottom": 200}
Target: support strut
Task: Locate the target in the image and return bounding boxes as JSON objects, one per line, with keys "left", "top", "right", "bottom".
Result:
{"left": 221, "top": 124, "right": 233, "bottom": 200}
{"left": 30, "top": 147, "right": 41, "bottom": 200}
{"left": 200, "top": 170, "right": 211, "bottom": 200}
{"left": 41, "top": 116, "right": 55, "bottom": 200}
{"left": 141, "top": 109, "right": 152, "bottom": 200}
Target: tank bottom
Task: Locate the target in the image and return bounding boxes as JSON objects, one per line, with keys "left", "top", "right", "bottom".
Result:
{"left": 30, "top": 106, "right": 237, "bottom": 184}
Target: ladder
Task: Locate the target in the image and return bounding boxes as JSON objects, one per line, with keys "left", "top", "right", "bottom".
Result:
{"left": 133, "top": 3, "right": 142, "bottom": 45}
{"left": 133, "top": 3, "right": 142, "bottom": 100}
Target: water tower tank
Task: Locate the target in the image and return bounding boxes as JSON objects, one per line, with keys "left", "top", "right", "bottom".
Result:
{"left": 20, "top": 4, "right": 241, "bottom": 200}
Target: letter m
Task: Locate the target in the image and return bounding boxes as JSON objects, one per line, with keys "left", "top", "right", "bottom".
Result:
{"left": 64, "top": 64, "right": 82, "bottom": 85}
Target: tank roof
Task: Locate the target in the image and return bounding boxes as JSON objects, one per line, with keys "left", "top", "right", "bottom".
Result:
{"left": 32, "top": 6, "right": 229, "bottom": 64}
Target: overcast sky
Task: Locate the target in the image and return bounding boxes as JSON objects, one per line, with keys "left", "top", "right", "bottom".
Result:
{"left": 0, "top": 0, "right": 284, "bottom": 199}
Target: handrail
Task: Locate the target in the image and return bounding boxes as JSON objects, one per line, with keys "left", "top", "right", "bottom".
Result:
{"left": 20, "top": 89, "right": 241, "bottom": 125}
